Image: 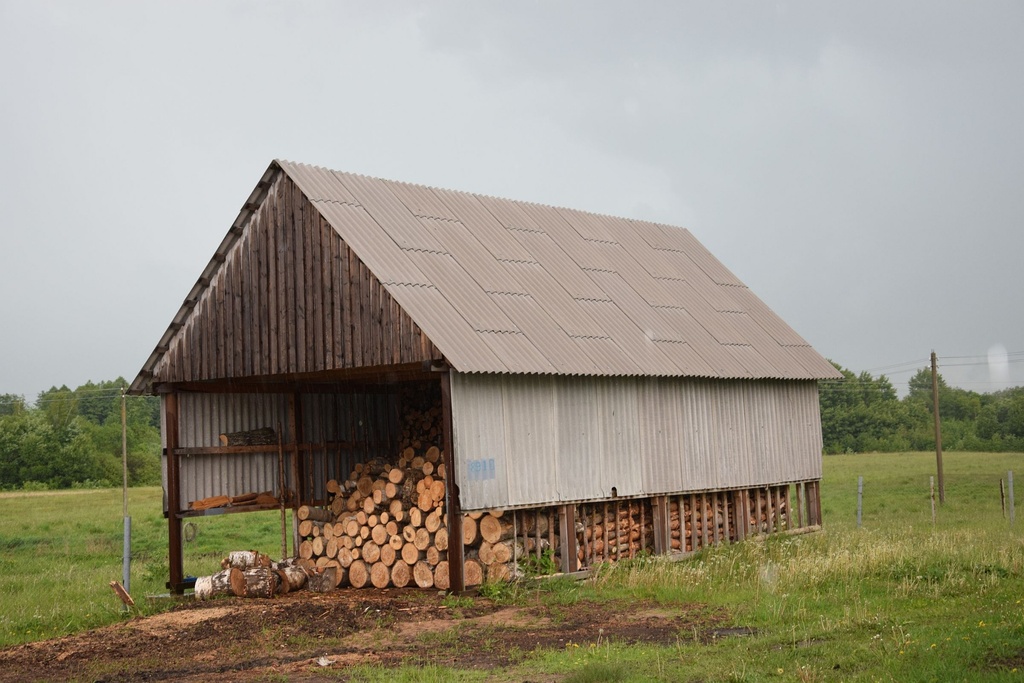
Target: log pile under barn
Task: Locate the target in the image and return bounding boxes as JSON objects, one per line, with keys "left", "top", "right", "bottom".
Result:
{"left": 576, "top": 500, "right": 653, "bottom": 565}
{"left": 293, "top": 445, "right": 450, "bottom": 590}
{"left": 189, "top": 384, "right": 812, "bottom": 599}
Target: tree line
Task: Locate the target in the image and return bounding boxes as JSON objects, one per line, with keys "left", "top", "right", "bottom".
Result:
{"left": 819, "top": 362, "right": 1024, "bottom": 454}
{"left": 0, "top": 379, "right": 161, "bottom": 490}
{"left": 1, "top": 366, "right": 1022, "bottom": 489}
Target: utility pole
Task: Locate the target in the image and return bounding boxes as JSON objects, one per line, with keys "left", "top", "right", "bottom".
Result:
{"left": 931, "top": 351, "right": 945, "bottom": 504}
{"left": 121, "top": 387, "right": 131, "bottom": 597}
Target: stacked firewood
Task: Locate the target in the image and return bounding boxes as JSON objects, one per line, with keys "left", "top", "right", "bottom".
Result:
{"left": 668, "top": 496, "right": 730, "bottom": 552}
{"left": 295, "top": 446, "right": 451, "bottom": 590}
{"left": 462, "top": 510, "right": 520, "bottom": 584}
{"left": 747, "top": 487, "right": 788, "bottom": 534}
{"left": 577, "top": 500, "right": 653, "bottom": 563}
{"left": 397, "top": 384, "right": 442, "bottom": 453}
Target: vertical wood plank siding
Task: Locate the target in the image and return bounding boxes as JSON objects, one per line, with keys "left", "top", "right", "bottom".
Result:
{"left": 451, "top": 373, "right": 823, "bottom": 511}
{"left": 152, "top": 173, "right": 441, "bottom": 386}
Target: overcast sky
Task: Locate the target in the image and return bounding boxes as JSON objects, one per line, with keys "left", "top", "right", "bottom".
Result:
{"left": 2, "top": 1, "right": 1022, "bottom": 402}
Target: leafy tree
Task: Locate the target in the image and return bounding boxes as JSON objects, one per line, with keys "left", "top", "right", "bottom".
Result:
{"left": 0, "top": 394, "right": 26, "bottom": 417}
{"left": 0, "top": 379, "right": 161, "bottom": 489}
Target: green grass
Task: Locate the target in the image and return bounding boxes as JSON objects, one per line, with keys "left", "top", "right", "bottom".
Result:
{"left": 1, "top": 453, "right": 1023, "bottom": 681}
{"left": 0, "top": 487, "right": 294, "bottom": 646}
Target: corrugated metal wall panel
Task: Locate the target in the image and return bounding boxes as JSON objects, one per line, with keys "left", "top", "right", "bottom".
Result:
{"left": 452, "top": 374, "right": 823, "bottom": 510}
{"left": 555, "top": 377, "right": 604, "bottom": 501}
{"left": 502, "top": 375, "right": 560, "bottom": 506}
{"left": 164, "top": 390, "right": 401, "bottom": 512}
{"left": 451, "top": 373, "right": 509, "bottom": 511}
{"left": 597, "top": 377, "right": 643, "bottom": 498}
{"left": 299, "top": 392, "right": 397, "bottom": 502}
{"left": 637, "top": 378, "right": 686, "bottom": 495}
{"left": 168, "top": 393, "right": 288, "bottom": 510}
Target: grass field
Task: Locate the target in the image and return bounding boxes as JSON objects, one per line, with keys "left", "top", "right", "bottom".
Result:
{"left": 1, "top": 452, "right": 1023, "bottom": 681}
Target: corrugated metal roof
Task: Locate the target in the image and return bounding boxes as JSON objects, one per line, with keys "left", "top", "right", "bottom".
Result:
{"left": 278, "top": 159, "right": 839, "bottom": 380}
{"left": 132, "top": 159, "right": 841, "bottom": 392}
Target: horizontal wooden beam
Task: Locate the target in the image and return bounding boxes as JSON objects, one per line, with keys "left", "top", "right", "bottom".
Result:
{"left": 153, "top": 362, "right": 436, "bottom": 395}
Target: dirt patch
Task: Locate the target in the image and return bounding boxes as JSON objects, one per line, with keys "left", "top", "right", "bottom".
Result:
{"left": 0, "top": 588, "right": 735, "bottom": 682}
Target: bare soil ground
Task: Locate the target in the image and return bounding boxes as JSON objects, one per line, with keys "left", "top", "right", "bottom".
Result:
{"left": 0, "top": 589, "right": 736, "bottom": 682}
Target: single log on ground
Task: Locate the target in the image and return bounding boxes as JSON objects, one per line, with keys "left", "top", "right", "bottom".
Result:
{"left": 194, "top": 568, "right": 234, "bottom": 600}
{"left": 275, "top": 564, "right": 308, "bottom": 593}
{"left": 391, "top": 560, "right": 412, "bottom": 588}
{"left": 331, "top": 562, "right": 349, "bottom": 588}
{"left": 306, "top": 566, "right": 337, "bottom": 593}
{"left": 464, "top": 559, "right": 483, "bottom": 587}
{"left": 370, "top": 561, "right": 392, "bottom": 588}
{"left": 229, "top": 567, "right": 279, "bottom": 598}
{"left": 413, "top": 561, "right": 434, "bottom": 588}
{"left": 221, "top": 550, "right": 272, "bottom": 570}
{"left": 487, "top": 562, "right": 512, "bottom": 582}
{"left": 348, "top": 560, "right": 370, "bottom": 588}
{"left": 434, "top": 561, "right": 450, "bottom": 591}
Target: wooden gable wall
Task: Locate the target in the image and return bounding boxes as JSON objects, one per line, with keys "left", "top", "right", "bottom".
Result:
{"left": 153, "top": 172, "right": 442, "bottom": 385}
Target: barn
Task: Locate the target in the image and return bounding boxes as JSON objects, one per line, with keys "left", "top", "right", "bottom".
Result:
{"left": 129, "top": 159, "right": 841, "bottom": 594}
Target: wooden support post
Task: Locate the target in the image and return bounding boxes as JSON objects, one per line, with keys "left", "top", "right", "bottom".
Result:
{"left": 639, "top": 499, "right": 646, "bottom": 555}
{"left": 603, "top": 502, "right": 610, "bottom": 562}
{"left": 559, "top": 504, "right": 578, "bottom": 572}
{"left": 755, "top": 488, "right": 764, "bottom": 534}
{"left": 796, "top": 482, "right": 804, "bottom": 529}
{"left": 440, "top": 372, "right": 464, "bottom": 592}
{"left": 815, "top": 481, "right": 823, "bottom": 526}
{"left": 736, "top": 490, "right": 745, "bottom": 540}
{"left": 722, "top": 491, "right": 731, "bottom": 542}
{"left": 534, "top": 509, "right": 542, "bottom": 559}
{"left": 771, "top": 487, "right": 779, "bottom": 533}
{"left": 659, "top": 497, "right": 667, "bottom": 557}
{"left": 164, "top": 392, "right": 184, "bottom": 593}
{"left": 548, "top": 508, "right": 556, "bottom": 562}
{"left": 787, "top": 484, "right": 794, "bottom": 530}
{"left": 700, "top": 492, "right": 709, "bottom": 548}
